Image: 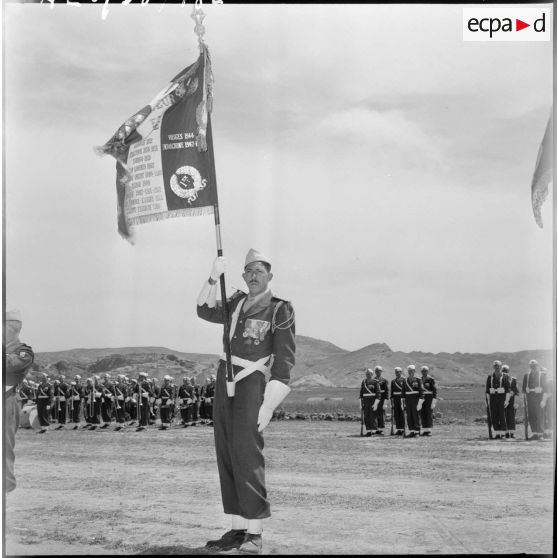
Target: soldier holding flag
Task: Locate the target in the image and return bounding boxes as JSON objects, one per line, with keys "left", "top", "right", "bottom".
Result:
{"left": 197, "top": 249, "right": 295, "bottom": 554}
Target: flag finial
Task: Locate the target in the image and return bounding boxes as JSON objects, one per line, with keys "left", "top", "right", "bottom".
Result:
{"left": 191, "top": 0, "right": 206, "bottom": 49}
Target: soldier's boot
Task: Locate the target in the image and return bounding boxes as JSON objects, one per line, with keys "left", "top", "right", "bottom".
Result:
{"left": 375, "top": 430, "right": 384, "bottom": 436}
{"left": 510, "top": 432, "right": 515, "bottom": 438}
{"left": 205, "top": 529, "right": 246, "bottom": 551}
{"left": 365, "top": 431, "right": 372, "bottom": 437}
{"left": 238, "top": 533, "right": 262, "bottom": 555}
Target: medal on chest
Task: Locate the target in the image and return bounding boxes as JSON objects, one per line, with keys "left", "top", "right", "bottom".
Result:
{"left": 242, "top": 319, "right": 271, "bottom": 345}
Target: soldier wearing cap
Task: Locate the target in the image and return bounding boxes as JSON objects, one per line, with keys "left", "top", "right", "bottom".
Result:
{"left": 36, "top": 373, "right": 52, "bottom": 433}
{"left": 486, "top": 360, "right": 512, "bottom": 439}
{"left": 178, "top": 377, "right": 196, "bottom": 427}
{"left": 4, "top": 309, "right": 34, "bottom": 491}
{"left": 402, "top": 365, "right": 424, "bottom": 437}
{"left": 201, "top": 375, "right": 216, "bottom": 426}
{"left": 359, "top": 369, "right": 380, "bottom": 436}
{"left": 18, "top": 379, "right": 35, "bottom": 408}
{"left": 53, "top": 375, "right": 69, "bottom": 429}
{"left": 88, "top": 375, "right": 104, "bottom": 429}
{"left": 68, "top": 376, "right": 83, "bottom": 429}
{"left": 522, "top": 360, "right": 548, "bottom": 440}
{"left": 112, "top": 375, "right": 127, "bottom": 430}
{"left": 419, "top": 366, "right": 437, "bottom": 436}
{"left": 390, "top": 367, "right": 405, "bottom": 435}
{"left": 158, "top": 375, "right": 174, "bottom": 430}
{"left": 373, "top": 366, "right": 389, "bottom": 435}
{"left": 135, "top": 372, "right": 152, "bottom": 430}
{"left": 501, "top": 365, "right": 519, "bottom": 439}
{"left": 197, "top": 249, "right": 295, "bottom": 554}
{"left": 99, "top": 373, "right": 114, "bottom": 429}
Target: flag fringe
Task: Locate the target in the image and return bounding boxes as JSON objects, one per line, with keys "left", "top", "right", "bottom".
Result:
{"left": 128, "top": 206, "right": 215, "bottom": 227}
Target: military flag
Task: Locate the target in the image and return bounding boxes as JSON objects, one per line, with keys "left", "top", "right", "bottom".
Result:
{"left": 531, "top": 115, "right": 553, "bottom": 229}
{"left": 96, "top": 45, "right": 216, "bottom": 242}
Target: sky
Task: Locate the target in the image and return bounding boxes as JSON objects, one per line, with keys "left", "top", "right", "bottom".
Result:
{"left": 3, "top": 2, "right": 555, "bottom": 356}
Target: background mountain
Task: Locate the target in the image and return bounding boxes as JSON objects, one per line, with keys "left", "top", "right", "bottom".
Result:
{"left": 30, "top": 337, "right": 552, "bottom": 388}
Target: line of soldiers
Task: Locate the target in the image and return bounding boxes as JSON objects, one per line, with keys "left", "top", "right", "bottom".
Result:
{"left": 359, "top": 365, "right": 438, "bottom": 438}
{"left": 486, "top": 359, "right": 553, "bottom": 440}
{"left": 18, "top": 372, "right": 217, "bottom": 434}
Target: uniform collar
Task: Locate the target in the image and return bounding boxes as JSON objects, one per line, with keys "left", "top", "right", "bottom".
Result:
{"left": 242, "top": 288, "right": 273, "bottom": 316}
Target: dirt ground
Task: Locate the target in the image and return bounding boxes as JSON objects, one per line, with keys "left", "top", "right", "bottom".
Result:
{"left": 4, "top": 421, "right": 555, "bottom": 555}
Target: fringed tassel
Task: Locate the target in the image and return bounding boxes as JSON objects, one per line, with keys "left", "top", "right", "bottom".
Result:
{"left": 128, "top": 206, "right": 215, "bottom": 227}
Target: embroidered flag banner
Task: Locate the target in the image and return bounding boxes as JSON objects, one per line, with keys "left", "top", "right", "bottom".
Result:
{"left": 531, "top": 115, "right": 553, "bottom": 229}
{"left": 96, "top": 45, "right": 217, "bottom": 242}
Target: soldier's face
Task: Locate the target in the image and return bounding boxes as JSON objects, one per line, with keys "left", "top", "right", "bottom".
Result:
{"left": 243, "top": 262, "right": 273, "bottom": 296}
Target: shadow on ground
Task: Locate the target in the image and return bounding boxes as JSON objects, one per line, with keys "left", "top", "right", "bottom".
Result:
{"left": 137, "top": 545, "right": 212, "bottom": 555}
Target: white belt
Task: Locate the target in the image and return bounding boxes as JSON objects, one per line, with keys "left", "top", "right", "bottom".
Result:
{"left": 392, "top": 391, "right": 402, "bottom": 395}
{"left": 73, "top": 396, "right": 81, "bottom": 401}
{"left": 362, "top": 393, "right": 375, "bottom": 397}
{"left": 526, "top": 387, "right": 542, "bottom": 394}
{"left": 58, "top": 396, "right": 66, "bottom": 401}
{"left": 489, "top": 388, "right": 505, "bottom": 394}
{"left": 38, "top": 395, "right": 49, "bottom": 398}
{"left": 221, "top": 354, "right": 271, "bottom": 383}
{"left": 405, "top": 390, "right": 418, "bottom": 395}
{"left": 423, "top": 391, "right": 433, "bottom": 395}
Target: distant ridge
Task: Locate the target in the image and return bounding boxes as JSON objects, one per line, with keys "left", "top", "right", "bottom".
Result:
{"left": 32, "top": 336, "right": 552, "bottom": 389}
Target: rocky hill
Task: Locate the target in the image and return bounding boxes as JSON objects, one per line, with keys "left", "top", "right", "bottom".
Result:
{"left": 30, "top": 337, "right": 552, "bottom": 388}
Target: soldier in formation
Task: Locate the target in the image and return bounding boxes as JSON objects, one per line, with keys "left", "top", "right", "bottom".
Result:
{"left": 522, "top": 360, "right": 550, "bottom": 441}
{"left": 15, "top": 371, "right": 217, "bottom": 433}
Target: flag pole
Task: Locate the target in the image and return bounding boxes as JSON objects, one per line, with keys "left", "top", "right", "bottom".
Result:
{"left": 192, "top": 3, "right": 235, "bottom": 395}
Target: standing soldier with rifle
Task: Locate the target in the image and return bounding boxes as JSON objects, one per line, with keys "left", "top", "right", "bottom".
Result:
{"left": 89, "top": 375, "right": 103, "bottom": 430}
{"left": 419, "top": 366, "right": 437, "bottom": 437}
{"left": 203, "top": 375, "right": 216, "bottom": 426}
{"left": 402, "top": 365, "right": 423, "bottom": 438}
{"left": 68, "top": 378, "right": 83, "bottom": 429}
{"left": 158, "top": 375, "right": 174, "bottom": 430}
{"left": 112, "top": 375, "right": 127, "bottom": 431}
{"left": 178, "top": 377, "right": 196, "bottom": 427}
{"left": 522, "top": 360, "right": 549, "bottom": 441}
{"left": 502, "top": 365, "right": 519, "bottom": 439}
{"left": 390, "top": 367, "right": 406, "bottom": 436}
{"left": 191, "top": 378, "right": 201, "bottom": 426}
{"left": 374, "top": 366, "right": 389, "bottom": 436}
{"left": 36, "top": 374, "right": 52, "bottom": 434}
{"left": 135, "top": 372, "right": 152, "bottom": 431}
{"left": 99, "top": 373, "right": 114, "bottom": 429}
{"left": 359, "top": 369, "right": 380, "bottom": 437}
{"left": 486, "top": 360, "right": 512, "bottom": 440}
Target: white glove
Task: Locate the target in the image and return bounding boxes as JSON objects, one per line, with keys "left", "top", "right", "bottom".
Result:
{"left": 257, "top": 380, "right": 291, "bottom": 432}
{"left": 541, "top": 393, "right": 549, "bottom": 408}
{"left": 431, "top": 399, "right": 437, "bottom": 410}
{"left": 514, "top": 403, "right": 519, "bottom": 410}
{"left": 46, "top": 405, "right": 51, "bottom": 410}
{"left": 372, "top": 400, "right": 379, "bottom": 412}
{"left": 417, "top": 400, "right": 423, "bottom": 411}
{"left": 210, "top": 256, "right": 226, "bottom": 281}
{"left": 156, "top": 398, "right": 162, "bottom": 406}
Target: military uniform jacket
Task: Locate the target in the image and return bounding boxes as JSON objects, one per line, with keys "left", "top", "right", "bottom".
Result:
{"left": 522, "top": 370, "right": 547, "bottom": 395}
{"left": 4, "top": 341, "right": 34, "bottom": 388}
{"left": 53, "top": 383, "right": 68, "bottom": 399}
{"left": 486, "top": 373, "right": 511, "bottom": 395}
{"left": 160, "top": 385, "right": 174, "bottom": 403}
{"left": 113, "top": 384, "right": 127, "bottom": 401}
{"left": 421, "top": 375, "right": 437, "bottom": 399}
{"left": 203, "top": 382, "right": 216, "bottom": 399}
{"left": 178, "top": 385, "right": 195, "bottom": 402}
{"left": 402, "top": 376, "right": 424, "bottom": 399}
{"left": 377, "top": 377, "right": 389, "bottom": 399}
{"left": 68, "top": 384, "right": 83, "bottom": 401}
{"left": 19, "top": 385, "right": 36, "bottom": 401}
{"left": 135, "top": 380, "right": 153, "bottom": 399}
{"left": 390, "top": 378, "right": 405, "bottom": 398}
{"left": 37, "top": 383, "right": 52, "bottom": 399}
{"left": 360, "top": 378, "right": 380, "bottom": 399}
{"left": 198, "top": 290, "right": 296, "bottom": 385}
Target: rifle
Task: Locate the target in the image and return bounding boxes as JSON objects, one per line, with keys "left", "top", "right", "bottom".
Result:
{"left": 485, "top": 393, "right": 493, "bottom": 439}
{"left": 360, "top": 399, "right": 364, "bottom": 438}
{"left": 402, "top": 398, "right": 407, "bottom": 437}
{"left": 523, "top": 392, "right": 529, "bottom": 440}
{"left": 390, "top": 399, "right": 395, "bottom": 436}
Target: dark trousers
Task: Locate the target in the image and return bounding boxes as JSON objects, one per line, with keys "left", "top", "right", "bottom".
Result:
{"left": 70, "top": 400, "right": 81, "bottom": 423}
{"left": 101, "top": 399, "right": 112, "bottom": 423}
{"left": 405, "top": 396, "right": 421, "bottom": 433}
{"left": 160, "top": 404, "right": 171, "bottom": 425}
{"left": 421, "top": 396, "right": 434, "bottom": 429}
{"left": 391, "top": 397, "right": 405, "bottom": 430}
{"left": 114, "top": 400, "right": 125, "bottom": 423}
{"left": 139, "top": 401, "right": 149, "bottom": 426}
{"left": 505, "top": 397, "right": 516, "bottom": 431}
{"left": 526, "top": 392, "right": 543, "bottom": 435}
{"left": 362, "top": 396, "right": 376, "bottom": 431}
{"left": 377, "top": 399, "right": 386, "bottom": 430}
{"left": 214, "top": 362, "right": 269, "bottom": 520}
{"left": 5, "top": 390, "right": 20, "bottom": 492}
{"left": 544, "top": 396, "right": 553, "bottom": 433}
{"left": 192, "top": 402, "right": 199, "bottom": 422}
{"left": 489, "top": 394, "right": 506, "bottom": 432}
{"left": 91, "top": 399, "right": 102, "bottom": 424}
{"left": 180, "top": 405, "right": 193, "bottom": 424}
{"left": 36, "top": 398, "right": 50, "bottom": 427}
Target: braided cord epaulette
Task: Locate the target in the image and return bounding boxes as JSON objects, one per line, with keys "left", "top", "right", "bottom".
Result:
{"left": 272, "top": 301, "right": 295, "bottom": 332}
